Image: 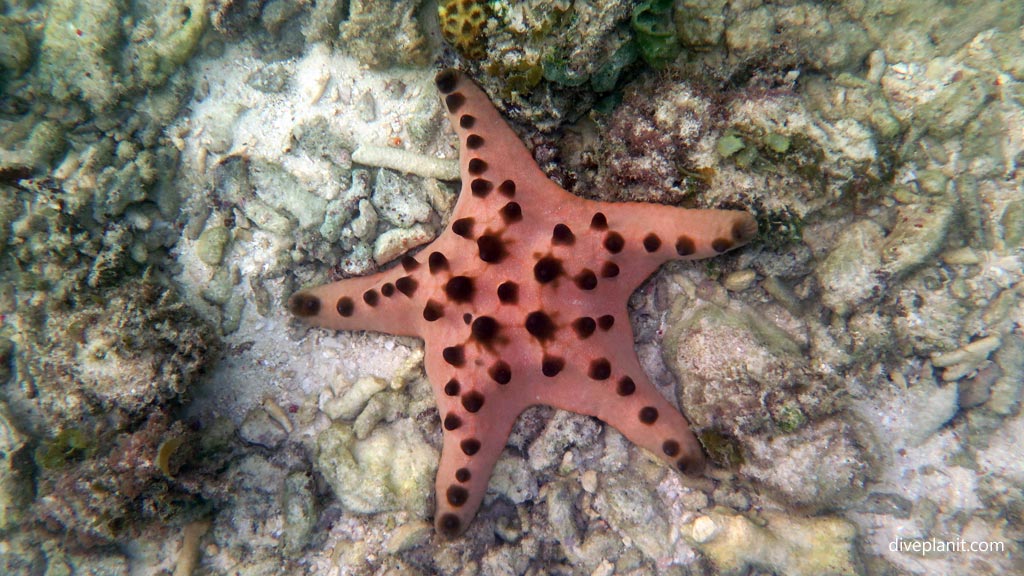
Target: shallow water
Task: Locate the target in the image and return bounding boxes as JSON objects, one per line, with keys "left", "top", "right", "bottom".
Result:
{"left": 0, "top": 1, "right": 1022, "bottom": 574}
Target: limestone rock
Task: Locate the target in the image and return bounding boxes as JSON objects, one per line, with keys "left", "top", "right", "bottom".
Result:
{"left": 684, "top": 508, "right": 860, "bottom": 576}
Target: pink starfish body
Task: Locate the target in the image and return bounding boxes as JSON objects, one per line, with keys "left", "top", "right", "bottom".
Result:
{"left": 289, "top": 69, "right": 758, "bottom": 536}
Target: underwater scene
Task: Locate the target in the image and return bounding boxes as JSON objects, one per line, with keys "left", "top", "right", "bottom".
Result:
{"left": 1, "top": 0, "right": 1022, "bottom": 574}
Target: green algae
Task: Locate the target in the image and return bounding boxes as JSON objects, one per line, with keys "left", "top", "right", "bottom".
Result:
{"left": 590, "top": 40, "right": 639, "bottom": 92}
{"left": 35, "top": 429, "right": 97, "bottom": 470}
{"left": 764, "top": 132, "right": 791, "bottom": 154}
{"left": 716, "top": 132, "right": 746, "bottom": 158}
{"left": 773, "top": 404, "right": 809, "bottom": 433}
{"left": 631, "top": 0, "right": 680, "bottom": 68}
{"left": 699, "top": 429, "right": 744, "bottom": 467}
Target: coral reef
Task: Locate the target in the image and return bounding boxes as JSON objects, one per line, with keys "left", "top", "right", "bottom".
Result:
{"left": 437, "top": 0, "right": 489, "bottom": 60}
{"left": 315, "top": 420, "right": 437, "bottom": 517}
{"left": 0, "top": 403, "right": 31, "bottom": 532}
{"left": 12, "top": 279, "right": 218, "bottom": 428}
{"left": 32, "top": 410, "right": 208, "bottom": 547}
{"left": 439, "top": 0, "right": 637, "bottom": 128}
{"left": 35, "top": 0, "right": 205, "bottom": 112}
{"left": 339, "top": 0, "right": 431, "bottom": 69}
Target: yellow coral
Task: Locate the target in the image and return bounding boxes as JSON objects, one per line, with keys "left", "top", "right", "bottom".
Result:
{"left": 438, "top": 0, "right": 489, "bottom": 59}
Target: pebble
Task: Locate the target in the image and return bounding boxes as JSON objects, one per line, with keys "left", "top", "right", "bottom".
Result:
{"left": 941, "top": 246, "right": 980, "bottom": 265}
{"left": 723, "top": 269, "right": 757, "bottom": 291}
{"left": 580, "top": 470, "right": 598, "bottom": 493}
{"left": 384, "top": 522, "right": 431, "bottom": 554}
{"left": 239, "top": 405, "right": 288, "bottom": 449}
{"left": 321, "top": 376, "right": 387, "bottom": 421}
{"left": 195, "top": 226, "right": 231, "bottom": 266}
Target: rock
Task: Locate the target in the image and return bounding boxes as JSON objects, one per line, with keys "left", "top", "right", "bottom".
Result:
{"left": 490, "top": 455, "right": 538, "bottom": 505}
{"left": 293, "top": 116, "right": 355, "bottom": 161}
{"left": 904, "top": 376, "right": 959, "bottom": 446}
{"left": 352, "top": 390, "right": 407, "bottom": 439}
{"left": 282, "top": 471, "right": 317, "bottom": 553}
{"left": 14, "top": 280, "right": 218, "bottom": 428}
{"left": 38, "top": 0, "right": 126, "bottom": 110}
{"left": 725, "top": 6, "right": 775, "bottom": 55}
{"left": 917, "top": 75, "right": 994, "bottom": 139}
{"left": 664, "top": 300, "right": 821, "bottom": 438}
{"left": 384, "top": 521, "right": 432, "bottom": 554}
{"left": 250, "top": 159, "right": 328, "bottom": 229}
{"left": 0, "top": 403, "right": 30, "bottom": 530}
{"left": 240, "top": 198, "right": 296, "bottom": 236}
{"left": 683, "top": 508, "right": 859, "bottom": 576}
{"left": 246, "top": 62, "right": 292, "bottom": 93}
{"left": 338, "top": 0, "right": 430, "bottom": 69}
{"left": 372, "top": 223, "right": 435, "bottom": 265}
{"left": 593, "top": 473, "right": 671, "bottom": 561}
{"left": 816, "top": 220, "right": 885, "bottom": 316}
{"left": 370, "top": 169, "right": 433, "bottom": 228}
{"left": 742, "top": 418, "right": 871, "bottom": 510}
{"left": 321, "top": 376, "right": 387, "bottom": 421}
{"left": 0, "top": 15, "right": 31, "bottom": 75}
{"left": 571, "top": 527, "right": 623, "bottom": 573}
{"left": 1001, "top": 200, "right": 1024, "bottom": 248}
{"left": 857, "top": 492, "right": 913, "bottom": 518}
{"left": 25, "top": 120, "right": 67, "bottom": 168}
{"left": 201, "top": 264, "right": 238, "bottom": 305}
{"left": 128, "top": 0, "right": 206, "bottom": 88}
{"left": 957, "top": 362, "right": 998, "bottom": 409}
{"left": 986, "top": 338, "right": 1023, "bottom": 416}
{"left": 348, "top": 199, "right": 379, "bottom": 240}
{"left": 723, "top": 269, "right": 757, "bottom": 292}
{"left": 527, "top": 411, "right": 602, "bottom": 471}
{"left": 239, "top": 405, "right": 289, "bottom": 449}
{"left": 546, "top": 480, "right": 580, "bottom": 549}
{"left": 303, "top": 0, "right": 347, "bottom": 42}
{"left": 674, "top": 0, "right": 728, "bottom": 48}
{"left": 890, "top": 271, "right": 969, "bottom": 355}
{"left": 356, "top": 91, "right": 376, "bottom": 122}
{"left": 222, "top": 292, "right": 246, "bottom": 335}
{"left": 880, "top": 200, "right": 955, "bottom": 278}
{"left": 314, "top": 420, "right": 436, "bottom": 516}
{"left": 195, "top": 226, "right": 231, "bottom": 266}
{"left": 847, "top": 310, "right": 894, "bottom": 360}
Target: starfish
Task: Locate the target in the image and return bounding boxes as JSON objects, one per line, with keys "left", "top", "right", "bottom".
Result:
{"left": 289, "top": 69, "right": 758, "bottom": 537}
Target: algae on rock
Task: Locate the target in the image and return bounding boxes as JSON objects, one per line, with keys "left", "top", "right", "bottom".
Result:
{"left": 12, "top": 279, "right": 219, "bottom": 428}
{"left": 0, "top": 403, "right": 31, "bottom": 531}
{"left": 314, "top": 420, "right": 437, "bottom": 517}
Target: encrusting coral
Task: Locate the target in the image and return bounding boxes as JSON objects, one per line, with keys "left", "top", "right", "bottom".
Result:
{"left": 437, "top": 0, "right": 489, "bottom": 60}
{"left": 289, "top": 69, "right": 757, "bottom": 536}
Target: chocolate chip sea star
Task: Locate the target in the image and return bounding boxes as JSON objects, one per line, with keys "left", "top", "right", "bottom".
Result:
{"left": 289, "top": 69, "right": 758, "bottom": 537}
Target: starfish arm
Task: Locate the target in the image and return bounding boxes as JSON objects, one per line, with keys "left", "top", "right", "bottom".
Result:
{"left": 588, "top": 202, "right": 758, "bottom": 292}
{"left": 434, "top": 69, "right": 578, "bottom": 223}
{"left": 424, "top": 340, "right": 524, "bottom": 537}
{"left": 526, "top": 310, "right": 706, "bottom": 474}
{"left": 287, "top": 253, "right": 431, "bottom": 337}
